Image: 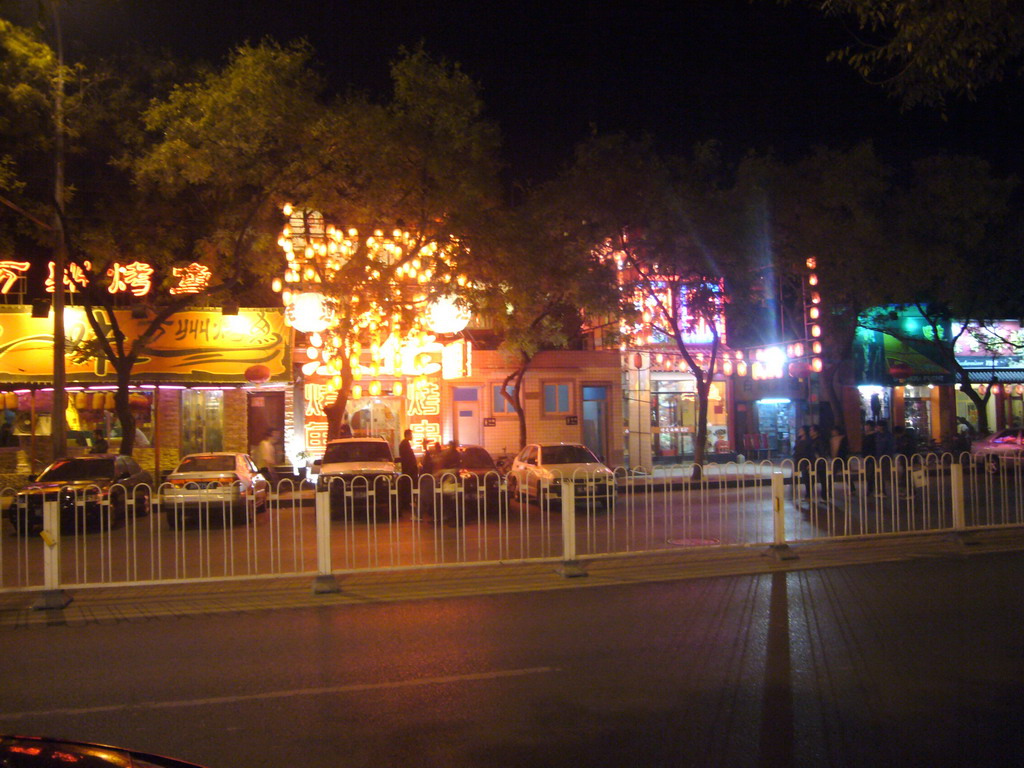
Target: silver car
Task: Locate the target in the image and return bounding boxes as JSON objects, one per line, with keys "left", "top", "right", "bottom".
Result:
{"left": 160, "top": 452, "right": 269, "bottom": 526}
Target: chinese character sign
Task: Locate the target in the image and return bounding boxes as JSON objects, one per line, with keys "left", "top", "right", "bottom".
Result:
{"left": 169, "top": 263, "right": 213, "bottom": 295}
{"left": 407, "top": 380, "right": 441, "bottom": 417}
{"left": 107, "top": 262, "right": 153, "bottom": 297}
{"left": 46, "top": 261, "right": 91, "bottom": 293}
{"left": 0, "top": 261, "right": 30, "bottom": 294}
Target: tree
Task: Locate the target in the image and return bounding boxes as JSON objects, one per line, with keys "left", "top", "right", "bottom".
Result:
{"left": 549, "top": 134, "right": 755, "bottom": 474}
{"left": 280, "top": 47, "right": 502, "bottom": 439}
{"left": 461, "top": 199, "right": 623, "bottom": 450}
{"left": 793, "top": 0, "right": 1024, "bottom": 108}
{"left": 738, "top": 142, "right": 892, "bottom": 435}
{"left": 856, "top": 154, "right": 1019, "bottom": 434}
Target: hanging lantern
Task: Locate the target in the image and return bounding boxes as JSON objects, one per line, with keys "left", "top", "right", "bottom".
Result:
{"left": 393, "top": 381, "right": 404, "bottom": 397}
{"left": 811, "top": 358, "right": 824, "bottom": 373}
{"left": 737, "top": 361, "right": 748, "bottom": 377}
{"left": 351, "top": 384, "right": 362, "bottom": 400}
{"left": 369, "top": 381, "right": 382, "bottom": 397}
{"left": 4, "top": 392, "right": 17, "bottom": 410}
{"left": 74, "top": 392, "right": 87, "bottom": 409}
{"left": 722, "top": 360, "right": 734, "bottom": 376}
{"left": 93, "top": 392, "right": 106, "bottom": 410}
{"left": 105, "top": 392, "right": 116, "bottom": 410}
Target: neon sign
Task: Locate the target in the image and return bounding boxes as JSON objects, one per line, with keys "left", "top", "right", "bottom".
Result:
{"left": 0, "top": 261, "right": 30, "bottom": 294}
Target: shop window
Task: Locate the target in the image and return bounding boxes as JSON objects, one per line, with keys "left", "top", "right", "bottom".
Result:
{"left": 543, "top": 382, "right": 571, "bottom": 415}
{"left": 181, "top": 390, "right": 224, "bottom": 455}
{"left": 492, "top": 384, "right": 516, "bottom": 414}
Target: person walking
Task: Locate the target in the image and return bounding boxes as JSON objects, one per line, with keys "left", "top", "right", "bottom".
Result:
{"left": 256, "top": 429, "right": 280, "bottom": 484}
{"left": 398, "top": 429, "right": 419, "bottom": 518}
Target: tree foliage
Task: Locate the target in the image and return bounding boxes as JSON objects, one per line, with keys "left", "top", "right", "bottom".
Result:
{"left": 795, "top": 0, "right": 1024, "bottom": 108}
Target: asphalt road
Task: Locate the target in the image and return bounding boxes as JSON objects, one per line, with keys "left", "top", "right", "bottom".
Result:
{"left": 1, "top": 548, "right": 1022, "bottom": 768}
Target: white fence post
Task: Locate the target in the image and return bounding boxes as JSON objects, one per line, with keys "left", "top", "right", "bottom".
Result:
{"left": 557, "top": 479, "right": 586, "bottom": 577}
{"left": 950, "top": 462, "right": 966, "bottom": 532}
{"left": 768, "top": 470, "right": 797, "bottom": 560}
{"left": 34, "top": 496, "right": 71, "bottom": 610}
{"left": 312, "top": 486, "right": 340, "bottom": 593}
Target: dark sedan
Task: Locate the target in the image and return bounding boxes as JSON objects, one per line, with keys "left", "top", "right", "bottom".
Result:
{"left": 433, "top": 444, "right": 502, "bottom": 515}
{"left": 6, "top": 454, "right": 152, "bottom": 535}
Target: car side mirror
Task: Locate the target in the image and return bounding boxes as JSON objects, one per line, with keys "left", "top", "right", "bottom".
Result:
{"left": 313, "top": 459, "right": 322, "bottom": 468}
{"left": 27, "top": 473, "right": 37, "bottom": 482}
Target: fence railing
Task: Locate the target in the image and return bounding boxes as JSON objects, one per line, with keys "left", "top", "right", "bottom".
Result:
{"left": 2, "top": 452, "right": 1021, "bottom": 597}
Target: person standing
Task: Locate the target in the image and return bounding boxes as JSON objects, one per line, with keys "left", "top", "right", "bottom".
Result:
{"left": 862, "top": 420, "right": 877, "bottom": 494}
{"left": 90, "top": 428, "right": 108, "bottom": 454}
{"left": 793, "top": 426, "right": 814, "bottom": 503}
{"left": 398, "top": 429, "right": 419, "bottom": 517}
{"left": 809, "top": 425, "right": 828, "bottom": 499}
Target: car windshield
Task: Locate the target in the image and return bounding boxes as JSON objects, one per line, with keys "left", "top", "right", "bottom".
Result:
{"left": 38, "top": 458, "right": 116, "bottom": 481}
{"left": 541, "top": 445, "right": 600, "bottom": 465}
{"left": 176, "top": 455, "right": 235, "bottom": 473}
{"left": 460, "top": 448, "right": 495, "bottom": 469}
{"left": 323, "top": 441, "right": 393, "bottom": 463}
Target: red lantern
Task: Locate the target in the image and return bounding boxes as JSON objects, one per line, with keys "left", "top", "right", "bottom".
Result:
{"left": 245, "top": 364, "right": 271, "bottom": 384}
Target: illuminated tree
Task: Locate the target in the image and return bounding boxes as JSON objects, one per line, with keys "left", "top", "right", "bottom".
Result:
{"left": 280, "top": 47, "right": 501, "bottom": 439}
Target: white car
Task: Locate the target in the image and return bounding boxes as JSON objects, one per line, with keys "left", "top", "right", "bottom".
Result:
{"left": 506, "top": 442, "right": 615, "bottom": 510}
{"left": 160, "top": 452, "right": 269, "bottom": 527}
{"left": 316, "top": 437, "right": 398, "bottom": 513}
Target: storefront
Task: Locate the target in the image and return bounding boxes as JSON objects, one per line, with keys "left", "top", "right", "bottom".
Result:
{"left": 294, "top": 342, "right": 623, "bottom": 467}
{"left": 0, "top": 306, "right": 291, "bottom": 479}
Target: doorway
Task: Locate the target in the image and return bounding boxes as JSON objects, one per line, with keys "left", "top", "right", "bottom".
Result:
{"left": 454, "top": 387, "right": 480, "bottom": 445}
{"left": 582, "top": 385, "right": 609, "bottom": 463}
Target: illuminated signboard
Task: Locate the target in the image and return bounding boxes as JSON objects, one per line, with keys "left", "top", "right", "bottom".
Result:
{"left": 0, "top": 307, "right": 289, "bottom": 383}
{"left": 41, "top": 260, "right": 212, "bottom": 297}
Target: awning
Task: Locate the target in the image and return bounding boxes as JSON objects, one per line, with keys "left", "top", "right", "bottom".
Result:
{"left": 967, "top": 370, "right": 1024, "bottom": 384}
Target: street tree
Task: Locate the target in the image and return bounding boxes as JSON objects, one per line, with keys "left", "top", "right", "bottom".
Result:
{"left": 64, "top": 40, "right": 326, "bottom": 455}
{"left": 789, "top": 0, "right": 1024, "bottom": 108}
{"left": 856, "top": 154, "right": 1019, "bottom": 435}
{"left": 279, "top": 47, "right": 502, "bottom": 439}
{"left": 550, "top": 134, "right": 755, "bottom": 473}
{"left": 461, "top": 198, "right": 623, "bottom": 450}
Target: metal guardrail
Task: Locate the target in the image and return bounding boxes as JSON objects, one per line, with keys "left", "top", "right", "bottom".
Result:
{"left": 2, "top": 453, "right": 1022, "bottom": 600}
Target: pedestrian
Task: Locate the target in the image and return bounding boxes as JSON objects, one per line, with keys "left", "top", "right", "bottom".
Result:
{"left": 862, "top": 420, "right": 877, "bottom": 493}
{"left": 398, "top": 429, "right": 419, "bottom": 517}
{"left": 256, "top": 429, "right": 280, "bottom": 484}
{"left": 830, "top": 425, "right": 854, "bottom": 492}
{"left": 90, "top": 428, "right": 108, "bottom": 454}
{"left": 420, "top": 441, "right": 435, "bottom": 475}
{"left": 874, "top": 420, "right": 895, "bottom": 497}
{"left": 793, "top": 426, "right": 814, "bottom": 503}
{"left": 809, "top": 424, "right": 828, "bottom": 499}
{"left": 441, "top": 440, "right": 460, "bottom": 471}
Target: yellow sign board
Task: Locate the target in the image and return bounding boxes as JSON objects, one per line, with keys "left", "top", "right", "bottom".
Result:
{"left": 0, "top": 306, "right": 290, "bottom": 383}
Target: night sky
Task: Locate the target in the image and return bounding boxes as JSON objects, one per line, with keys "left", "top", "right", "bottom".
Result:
{"left": 35, "top": 0, "right": 1024, "bottom": 183}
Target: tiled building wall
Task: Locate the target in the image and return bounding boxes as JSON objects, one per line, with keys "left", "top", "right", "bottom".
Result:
{"left": 453, "top": 349, "right": 624, "bottom": 466}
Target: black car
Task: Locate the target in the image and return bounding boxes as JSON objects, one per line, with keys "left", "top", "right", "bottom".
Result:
{"left": 6, "top": 454, "right": 153, "bottom": 535}
{"left": 0, "top": 735, "right": 207, "bottom": 767}
{"left": 432, "top": 444, "right": 502, "bottom": 515}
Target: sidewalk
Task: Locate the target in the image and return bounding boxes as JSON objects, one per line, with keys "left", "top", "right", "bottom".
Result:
{"left": 2, "top": 526, "right": 1021, "bottom": 628}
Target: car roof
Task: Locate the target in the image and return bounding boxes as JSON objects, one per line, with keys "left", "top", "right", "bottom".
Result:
{"left": 180, "top": 452, "right": 242, "bottom": 458}
{"left": 325, "top": 437, "right": 389, "bottom": 444}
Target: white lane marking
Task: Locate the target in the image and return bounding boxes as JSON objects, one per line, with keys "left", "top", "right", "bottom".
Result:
{"left": 0, "top": 666, "right": 558, "bottom": 719}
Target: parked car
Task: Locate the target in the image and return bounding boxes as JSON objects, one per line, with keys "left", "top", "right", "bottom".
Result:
{"left": 432, "top": 444, "right": 502, "bottom": 514}
{"left": 159, "top": 452, "right": 269, "bottom": 527}
{"left": 506, "top": 442, "right": 615, "bottom": 510}
{"left": 6, "top": 454, "right": 152, "bottom": 535}
{"left": 0, "top": 735, "right": 209, "bottom": 767}
{"left": 317, "top": 437, "right": 398, "bottom": 515}
{"left": 971, "top": 428, "right": 1024, "bottom": 471}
